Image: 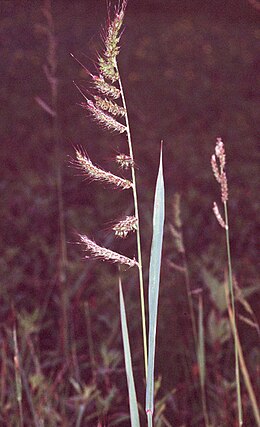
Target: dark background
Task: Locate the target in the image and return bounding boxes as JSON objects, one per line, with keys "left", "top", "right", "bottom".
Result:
{"left": 0, "top": 0, "right": 259, "bottom": 425}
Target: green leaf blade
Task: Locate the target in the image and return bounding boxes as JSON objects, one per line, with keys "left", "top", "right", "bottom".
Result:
{"left": 119, "top": 280, "right": 140, "bottom": 427}
{"left": 146, "top": 146, "right": 165, "bottom": 416}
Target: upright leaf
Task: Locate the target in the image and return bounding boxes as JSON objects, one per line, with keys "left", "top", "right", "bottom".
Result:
{"left": 146, "top": 145, "right": 165, "bottom": 419}
{"left": 119, "top": 279, "right": 140, "bottom": 427}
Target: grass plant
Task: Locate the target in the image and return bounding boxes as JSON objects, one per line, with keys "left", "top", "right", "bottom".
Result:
{"left": 211, "top": 138, "right": 243, "bottom": 425}
{"left": 72, "top": 0, "right": 148, "bottom": 382}
{"left": 72, "top": 1, "right": 166, "bottom": 423}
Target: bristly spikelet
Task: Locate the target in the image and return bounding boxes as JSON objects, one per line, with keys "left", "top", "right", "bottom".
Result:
{"left": 215, "top": 137, "right": 226, "bottom": 170}
{"left": 94, "top": 96, "right": 126, "bottom": 117}
{"left": 92, "top": 75, "right": 121, "bottom": 99}
{"left": 74, "top": 148, "right": 132, "bottom": 190}
{"left": 98, "top": 56, "right": 119, "bottom": 82}
{"left": 98, "top": 0, "right": 127, "bottom": 82}
{"left": 213, "top": 202, "right": 228, "bottom": 229}
{"left": 113, "top": 216, "right": 138, "bottom": 238}
{"left": 82, "top": 99, "right": 127, "bottom": 133}
{"left": 211, "top": 137, "right": 228, "bottom": 202}
{"left": 116, "top": 154, "right": 134, "bottom": 170}
{"left": 79, "top": 234, "right": 137, "bottom": 268}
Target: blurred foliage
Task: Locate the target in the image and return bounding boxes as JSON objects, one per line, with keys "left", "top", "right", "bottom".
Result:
{"left": 0, "top": 0, "right": 259, "bottom": 425}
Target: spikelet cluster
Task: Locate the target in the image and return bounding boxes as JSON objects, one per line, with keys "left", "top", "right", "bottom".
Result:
{"left": 113, "top": 216, "right": 138, "bottom": 238}
{"left": 116, "top": 154, "right": 134, "bottom": 170}
{"left": 82, "top": 100, "right": 127, "bottom": 134}
{"left": 94, "top": 96, "right": 126, "bottom": 117}
{"left": 79, "top": 234, "right": 137, "bottom": 268}
{"left": 213, "top": 202, "right": 228, "bottom": 230}
{"left": 211, "top": 138, "right": 229, "bottom": 229}
{"left": 73, "top": 2, "right": 127, "bottom": 135}
{"left": 92, "top": 75, "right": 121, "bottom": 99}
{"left": 74, "top": 148, "right": 132, "bottom": 190}
{"left": 211, "top": 137, "right": 228, "bottom": 203}
{"left": 98, "top": 0, "right": 126, "bottom": 82}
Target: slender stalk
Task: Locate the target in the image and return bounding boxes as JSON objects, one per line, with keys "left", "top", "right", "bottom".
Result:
{"left": 227, "top": 299, "right": 260, "bottom": 426}
{"left": 42, "top": 0, "right": 68, "bottom": 359}
{"left": 116, "top": 62, "right": 148, "bottom": 379}
{"left": 84, "top": 302, "right": 97, "bottom": 383}
{"left": 170, "top": 195, "right": 197, "bottom": 348}
{"left": 13, "top": 327, "right": 24, "bottom": 427}
{"left": 224, "top": 201, "right": 243, "bottom": 426}
{"left": 147, "top": 411, "right": 153, "bottom": 427}
{"left": 198, "top": 294, "right": 210, "bottom": 427}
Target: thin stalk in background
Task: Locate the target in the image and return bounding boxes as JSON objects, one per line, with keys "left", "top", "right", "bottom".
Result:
{"left": 224, "top": 281, "right": 260, "bottom": 427}
{"left": 116, "top": 62, "right": 148, "bottom": 379}
{"left": 169, "top": 194, "right": 197, "bottom": 348}
{"left": 13, "top": 326, "right": 24, "bottom": 427}
{"left": 224, "top": 201, "right": 242, "bottom": 426}
{"left": 170, "top": 195, "right": 210, "bottom": 425}
{"left": 211, "top": 138, "right": 242, "bottom": 426}
{"left": 36, "top": 0, "right": 68, "bottom": 359}
{"left": 198, "top": 293, "right": 210, "bottom": 427}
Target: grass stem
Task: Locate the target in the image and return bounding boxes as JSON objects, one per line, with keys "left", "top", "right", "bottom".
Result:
{"left": 13, "top": 327, "right": 24, "bottom": 427}
{"left": 224, "top": 201, "right": 243, "bottom": 426}
{"left": 116, "top": 62, "right": 148, "bottom": 380}
{"left": 225, "top": 290, "right": 260, "bottom": 427}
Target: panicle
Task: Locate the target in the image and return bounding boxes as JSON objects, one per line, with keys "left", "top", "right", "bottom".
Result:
{"left": 74, "top": 148, "right": 132, "bottom": 190}
{"left": 79, "top": 234, "right": 137, "bottom": 268}
{"left": 113, "top": 216, "right": 138, "bottom": 238}
{"left": 211, "top": 137, "right": 228, "bottom": 202}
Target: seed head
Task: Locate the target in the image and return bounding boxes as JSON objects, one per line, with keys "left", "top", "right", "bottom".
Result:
{"left": 113, "top": 216, "right": 138, "bottom": 238}
{"left": 211, "top": 154, "right": 221, "bottom": 183}
{"left": 98, "top": 1, "right": 127, "bottom": 82}
{"left": 215, "top": 137, "right": 226, "bottom": 172}
{"left": 104, "top": 1, "right": 126, "bottom": 61}
{"left": 74, "top": 148, "right": 132, "bottom": 190}
{"left": 94, "top": 96, "right": 126, "bottom": 117}
{"left": 82, "top": 99, "right": 127, "bottom": 134}
{"left": 79, "top": 234, "right": 137, "bottom": 268}
{"left": 116, "top": 154, "right": 134, "bottom": 170}
{"left": 220, "top": 171, "right": 228, "bottom": 203}
{"left": 211, "top": 137, "right": 229, "bottom": 202}
{"left": 92, "top": 75, "right": 121, "bottom": 99}
{"left": 98, "top": 56, "right": 119, "bottom": 83}
{"left": 213, "top": 202, "right": 228, "bottom": 230}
